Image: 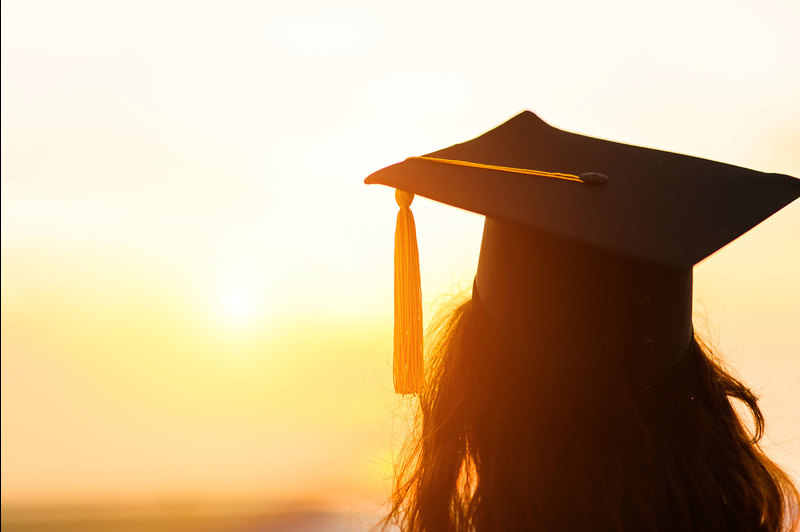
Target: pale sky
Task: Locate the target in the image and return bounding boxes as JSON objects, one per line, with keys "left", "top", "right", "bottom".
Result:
{"left": 2, "top": 0, "right": 799, "bottom": 512}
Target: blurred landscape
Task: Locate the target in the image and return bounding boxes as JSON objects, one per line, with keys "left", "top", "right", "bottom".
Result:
{"left": 2, "top": 502, "right": 384, "bottom": 532}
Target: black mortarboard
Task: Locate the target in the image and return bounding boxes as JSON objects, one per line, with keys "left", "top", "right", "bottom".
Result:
{"left": 366, "top": 111, "right": 800, "bottom": 395}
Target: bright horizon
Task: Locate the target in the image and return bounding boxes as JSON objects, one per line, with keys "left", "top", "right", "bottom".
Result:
{"left": 2, "top": 0, "right": 799, "bottom": 515}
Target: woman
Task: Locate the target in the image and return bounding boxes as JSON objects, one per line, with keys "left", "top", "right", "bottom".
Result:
{"left": 366, "top": 111, "right": 800, "bottom": 531}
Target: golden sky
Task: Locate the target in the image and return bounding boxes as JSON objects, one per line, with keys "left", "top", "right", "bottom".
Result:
{"left": 2, "top": 0, "right": 799, "bottom": 510}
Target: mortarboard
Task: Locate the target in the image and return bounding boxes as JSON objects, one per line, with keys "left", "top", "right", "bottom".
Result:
{"left": 366, "top": 111, "right": 800, "bottom": 395}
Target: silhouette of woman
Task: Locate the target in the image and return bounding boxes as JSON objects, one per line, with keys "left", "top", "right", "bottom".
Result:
{"left": 366, "top": 111, "right": 800, "bottom": 531}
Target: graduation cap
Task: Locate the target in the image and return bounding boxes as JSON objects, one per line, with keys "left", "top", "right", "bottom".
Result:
{"left": 366, "top": 111, "right": 800, "bottom": 395}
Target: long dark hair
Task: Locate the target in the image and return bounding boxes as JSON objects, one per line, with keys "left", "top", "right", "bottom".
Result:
{"left": 384, "top": 297, "right": 799, "bottom": 531}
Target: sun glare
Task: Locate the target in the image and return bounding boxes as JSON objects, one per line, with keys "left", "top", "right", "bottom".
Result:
{"left": 219, "top": 283, "right": 260, "bottom": 324}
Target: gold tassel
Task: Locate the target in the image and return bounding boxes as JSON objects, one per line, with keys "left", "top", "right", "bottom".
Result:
{"left": 393, "top": 189, "right": 423, "bottom": 394}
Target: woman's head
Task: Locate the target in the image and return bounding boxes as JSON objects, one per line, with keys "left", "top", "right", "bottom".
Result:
{"left": 386, "top": 297, "right": 799, "bottom": 531}
{"left": 367, "top": 112, "right": 800, "bottom": 530}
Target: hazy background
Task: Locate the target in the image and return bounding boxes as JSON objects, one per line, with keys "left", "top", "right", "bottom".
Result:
{"left": 2, "top": 0, "right": 799, "bottom": 529}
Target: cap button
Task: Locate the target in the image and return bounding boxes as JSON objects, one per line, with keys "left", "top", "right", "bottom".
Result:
{"left": 579, "top": 172, "right": 609, "bottom": 185}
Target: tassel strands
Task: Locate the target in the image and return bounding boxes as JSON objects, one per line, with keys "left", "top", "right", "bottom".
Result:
{"left": 393, "top": 189, "right": 424, "bottom": 394}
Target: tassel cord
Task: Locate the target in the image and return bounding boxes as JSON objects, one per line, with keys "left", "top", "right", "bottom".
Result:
{"left": 393, "top": 190, "right": 424, "bottom": 394}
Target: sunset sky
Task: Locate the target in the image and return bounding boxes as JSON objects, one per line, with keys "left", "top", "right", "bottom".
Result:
{"left": 2, "top": 0, "right": 799, "bottom": 517}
